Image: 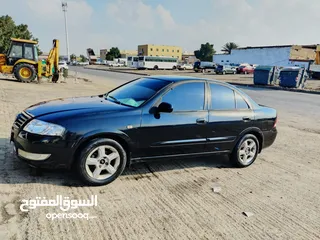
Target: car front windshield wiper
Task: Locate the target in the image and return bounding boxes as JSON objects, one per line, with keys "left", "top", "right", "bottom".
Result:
{"left": 107, "top": 95, "right": 121, "bottom": 104}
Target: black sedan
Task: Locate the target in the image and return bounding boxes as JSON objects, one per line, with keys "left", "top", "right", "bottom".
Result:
{"left": 11, "top": 76, "right": 277, "bottom": 185}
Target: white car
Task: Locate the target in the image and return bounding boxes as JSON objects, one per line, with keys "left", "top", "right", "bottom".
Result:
{"left": 58, "top": 61, "right": 69, "bottom": 71}
{"left": 110, "top": 62, "right": 124, "bottom": 67}
{"left": 177, "top": 63, "right": 193, "bottom": 70}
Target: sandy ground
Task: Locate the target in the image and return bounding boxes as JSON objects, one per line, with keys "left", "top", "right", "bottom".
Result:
{"left": 0, "top": 72, "right": 319, "bottom": 240}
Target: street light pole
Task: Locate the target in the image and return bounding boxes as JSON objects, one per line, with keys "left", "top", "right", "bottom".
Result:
{"left": 62, "top": 1, "right": 70, "bottom": 62}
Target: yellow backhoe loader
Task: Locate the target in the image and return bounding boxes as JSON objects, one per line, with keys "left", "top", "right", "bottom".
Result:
{"left": 0, "top": 38, "right": 60, "bottom": 83}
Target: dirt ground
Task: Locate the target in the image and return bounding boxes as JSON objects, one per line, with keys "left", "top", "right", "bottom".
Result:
{"left": 0, "top": 72, "right": 320, "bottom": 240}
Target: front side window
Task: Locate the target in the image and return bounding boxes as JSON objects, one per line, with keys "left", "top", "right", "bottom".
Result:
{"left": 106, "top": 78, "right": 171, "bottom": 108}
{"left": 210, "top": 84, "right": 235, "bottom": 110}
{"left": 9, "top": 43, "right": 23, "bottom": 58}
{"left": 162, "top": 82, "right": 205, "bottom": 111}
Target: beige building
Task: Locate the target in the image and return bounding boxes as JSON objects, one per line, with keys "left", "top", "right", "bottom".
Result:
{"left": 138, "top": 44, "right": 182, "bottom": 60}
{"left": 182, "top": 51, "right": 198, "bottom": 64}
{"left": 100, "top": 49, "right": 108, "bottom": 60}
{"left": 120, "top": 50, "right": 138, "bottom": 58}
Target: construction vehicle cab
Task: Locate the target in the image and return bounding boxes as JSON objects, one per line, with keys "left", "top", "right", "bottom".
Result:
{"left": 0, "top": 38, "right": 60, "bottom": 83}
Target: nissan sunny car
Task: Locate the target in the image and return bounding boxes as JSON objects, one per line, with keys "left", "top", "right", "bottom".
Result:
{"left": 11, "top": 76, "right": 277, "bottom": 185}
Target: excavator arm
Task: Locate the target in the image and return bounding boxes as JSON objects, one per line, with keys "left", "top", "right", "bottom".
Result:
{"left": 38, "top": 39, "right": 60, "bottom": 82}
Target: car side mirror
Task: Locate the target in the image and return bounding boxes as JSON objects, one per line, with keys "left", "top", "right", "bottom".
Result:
{"left": 157, "top": 102, "right": 173, "bottom": 113}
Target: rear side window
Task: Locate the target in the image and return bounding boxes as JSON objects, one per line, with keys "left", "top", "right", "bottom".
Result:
{"left": 235, "top": 92, "right": 249, "bottom": 109}
{"left": 210, "top": 84, "right": 235, "bottom": 110}
{"left": 162, "top": 82, "right": 205, "bottom": 111}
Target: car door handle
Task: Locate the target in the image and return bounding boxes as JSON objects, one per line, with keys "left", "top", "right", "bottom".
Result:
{"left": 242, "top": 116, "right": 251, "bottom": 121}
{"left": 196, "top": 118, "right": 207, "bottom": 124}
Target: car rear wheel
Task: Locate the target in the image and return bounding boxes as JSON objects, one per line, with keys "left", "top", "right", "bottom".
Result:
{"left": 230, "top": 134, "right": 259, "bottom": 168}
{"left": 76, "top": 138, "right": 127, "bottom": 186}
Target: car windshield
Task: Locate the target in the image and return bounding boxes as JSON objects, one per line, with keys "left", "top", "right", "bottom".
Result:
{"left": 106, "top": 78, "right": 171, "bottom": 108}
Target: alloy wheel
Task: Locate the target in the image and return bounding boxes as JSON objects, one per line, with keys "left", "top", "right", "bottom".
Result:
{"left": 238, "top": 139, "right": 257, "bottom": 165}
{"left": 85, "top": 145, "right": 121, "bottom": 180}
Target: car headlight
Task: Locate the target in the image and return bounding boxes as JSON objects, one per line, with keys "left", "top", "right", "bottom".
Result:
{"left": 23, "top": 119, "right": 66, "bottom": 136}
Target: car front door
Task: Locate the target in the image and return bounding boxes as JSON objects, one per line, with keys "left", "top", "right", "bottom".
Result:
{"left": 206, "top": 83, "right": 254, "bottom": 153}
{"left": 137, "top": 81, "right": 209, "bottom": 159}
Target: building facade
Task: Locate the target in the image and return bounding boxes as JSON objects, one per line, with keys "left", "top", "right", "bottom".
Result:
{"left": 100, "top": 49, "right": 108, "bottom": 61}
{"left": 213, "top": 45, "right": 317, "bottom": 68}
{"left": 120, "top": 50, "right": 138, "bottom": 58}
{"left": 138, "top": 44, "right": 182, "bottom": 60}
{"left": 182, "top": 52, "right": 198, "bottom": 64}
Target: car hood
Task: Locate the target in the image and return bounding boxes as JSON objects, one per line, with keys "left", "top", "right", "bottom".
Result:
{"left": 25, "top": 95, "right": 131, "bottom": 117}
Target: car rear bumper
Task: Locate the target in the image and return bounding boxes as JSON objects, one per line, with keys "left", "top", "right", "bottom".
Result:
{"left": 262, "top": 128, "right": 277, "bottom": 149}
{"left": 11, "top": 128, "right": 75, "bottom": 169}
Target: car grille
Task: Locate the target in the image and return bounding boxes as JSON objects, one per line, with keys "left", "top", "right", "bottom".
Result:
{"left": 13, "top": 111, "right": 33, "bottom": 129}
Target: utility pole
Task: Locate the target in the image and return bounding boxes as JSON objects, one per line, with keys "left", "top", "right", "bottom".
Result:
{"left": 62, "top": 1, "right": 70, "bottom": 62}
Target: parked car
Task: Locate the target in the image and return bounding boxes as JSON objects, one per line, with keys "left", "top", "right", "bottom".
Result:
{"left": 177, "top": 63, "right": 193, "bottom": 70}
{"left": 194, "top": 61, "right": 217, "bottom": 72}
{"left": 110, "top": 62, "right": 124, "bottom": 67}
{"left": 58, "top": 61, "right": 68, "bottom": 71}
{"left": 215, "top": 65, "right": 237, "bottom": 74}
{"left": 11, "top": 76, "right": 278, "bottom": 186}
{"left": 237, "top": 64, "right": 255, "bottom": 74}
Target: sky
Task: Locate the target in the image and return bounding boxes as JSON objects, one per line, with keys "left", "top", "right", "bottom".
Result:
{"left": 1, "top": 0, "right": 320, "bottom": 56}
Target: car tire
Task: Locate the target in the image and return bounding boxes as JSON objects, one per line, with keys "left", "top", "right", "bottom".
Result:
{"left": 76, "top": 138, "right": 127, "bottom": 186}
{"left": 154, "top": 65, "right": 159, "bottom": 70}
{"left": 230, "top": 134, "right": 259, "bottom": 168}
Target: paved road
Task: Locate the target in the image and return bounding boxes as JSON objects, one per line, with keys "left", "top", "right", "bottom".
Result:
{"left": 70, "top": 66, "right": 320, "bottom": 132}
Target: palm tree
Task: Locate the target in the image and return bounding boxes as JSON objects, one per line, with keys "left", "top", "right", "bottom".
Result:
{"left": 221, "top": 42, "right": 239, "bottom": 54}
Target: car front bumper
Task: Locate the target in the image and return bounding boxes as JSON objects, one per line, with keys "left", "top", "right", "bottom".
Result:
{"left": 11, "top": 127, "right": 76, "bottom": 169}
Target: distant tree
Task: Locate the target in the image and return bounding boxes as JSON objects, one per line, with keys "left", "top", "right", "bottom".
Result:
{"left": 194, "top": 43, "right": 216, "bottom": 61}
{"left": 221, "top": 42, "right": 239, "bottom": 54}
{"left": 70, "top": 54, "right": 77, "bottom": 61}
{"left": 80, "top": 54, "right": 87, "bottom": 62}
{"left": 106, "top": 47, "right": 121, "bottom": 60}
{"left": 0, "top": 15, "right": 42, "bottom": 54}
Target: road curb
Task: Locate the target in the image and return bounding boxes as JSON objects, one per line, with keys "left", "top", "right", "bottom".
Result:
{"left": 227, "top": 82, "right": 320, "bottom": 95}
{"left": 84, "top": 67, "right": 150, "bottom": 76}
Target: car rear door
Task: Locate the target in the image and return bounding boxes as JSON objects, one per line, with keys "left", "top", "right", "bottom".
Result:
{"left": 206, "top": 83, "right": 254, "bottom": 153}
{"left": 137, "top": 81, "right": 209, "bottom": 159}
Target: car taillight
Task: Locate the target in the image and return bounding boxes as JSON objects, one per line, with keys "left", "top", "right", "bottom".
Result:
{"left": 273, "top": 117, "right": 278, "bottom": 128}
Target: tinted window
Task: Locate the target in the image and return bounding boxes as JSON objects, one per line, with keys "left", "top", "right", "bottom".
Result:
{"left": 162, "top": 82, "right": 205, "bottom": 111}
{"left": 107, "top": 78, "right": 170, "bottom": 108}
{"left": 210, "top": 84, "right": 235, "bottom": 110}
{"left": 235, "top": 92, "right": 249, "bottom": 109}
{"left": 24, "top": 45, "right": 34, "bottom": 59}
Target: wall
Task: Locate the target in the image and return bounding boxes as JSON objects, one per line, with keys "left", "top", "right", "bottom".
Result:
{"left": 213, "top": 47, "right": 309, "bottom": 68}
{"left": 138, "top": 44, "right": 182, "bottom": 60}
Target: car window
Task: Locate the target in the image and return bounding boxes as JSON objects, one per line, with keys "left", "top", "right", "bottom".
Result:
{"left": 162, "top": 82, "right": 205, "bottom": 111}
{"left": 210, "top": 84, "right": 235, "bottom": 110}
{"left": 107, "top": 78, "right": 171, "bottom": 108}
{"left": 235, "top": 92, "right": 249, "bottom": 109}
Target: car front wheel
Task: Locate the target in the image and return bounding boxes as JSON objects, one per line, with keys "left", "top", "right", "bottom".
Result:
{"left": 230, "top": 134, "right": 259, "bottom": 168}
{"left": 76, "top": 138, "right": 127, "bottom": 186}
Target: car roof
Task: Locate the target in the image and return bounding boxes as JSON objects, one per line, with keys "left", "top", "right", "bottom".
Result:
{"left": 148, "top": 75, "right": 232, "bottom": 85}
